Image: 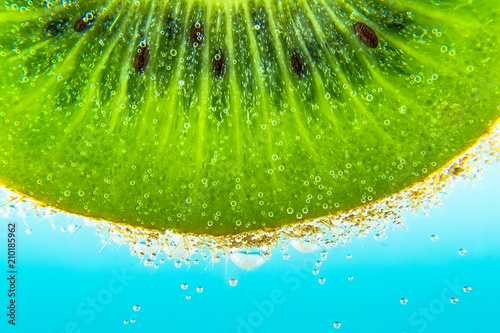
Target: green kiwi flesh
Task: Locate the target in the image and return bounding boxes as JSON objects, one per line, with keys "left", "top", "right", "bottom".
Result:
{"left": 0, "top": 0, "right": 498, "bottom": 236}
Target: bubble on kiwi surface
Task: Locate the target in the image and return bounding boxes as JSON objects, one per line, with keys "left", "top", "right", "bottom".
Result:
{"left": 0, "top": 0, "right": 498, "bottom": 265}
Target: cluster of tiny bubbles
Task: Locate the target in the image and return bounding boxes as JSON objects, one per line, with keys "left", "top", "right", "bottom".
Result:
{"left": 430, "top": 234, "right": 439, "bottom": 241}
{"left": 400, "top": 298, "right": 409, "bottom": 305}
{"left": 229, "top": 278, "right": 238, "bottom": 287}
{"left": 333, "top": 322, "right": 341, "bottom": 329}
{"left": 458, "top": 248, "right": 468, "bottom": 256}
{"left": 450, "top": 297, "right": 459, "bottom": 304}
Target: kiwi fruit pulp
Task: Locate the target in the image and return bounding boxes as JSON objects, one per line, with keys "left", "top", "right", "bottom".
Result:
{"left": 0, "top": 0, "right": 498, "bottom": 237}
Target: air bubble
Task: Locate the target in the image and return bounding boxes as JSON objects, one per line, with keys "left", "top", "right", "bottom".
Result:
{"left": 229, "top": 278, "right": 238, "bottom": 287}
{"left": 458, "top": 248, "right": 467, "bottom": 256}
{"left": 463, "top": 286, "right": 472, "bottom": 293}
{"left": 321, "top": 250, "right": 328, "bottom": 260}
{"left": 400, "top": 298, "right": 408, "bottom": 305}
{"left": 132, "top": 305, "right": 140, "bottom": 311}
{"left": 333, "top": 322, "right": 341, "bottom": 329}
{"left": 450, "top": 297, "right": 459, "bottom": 304}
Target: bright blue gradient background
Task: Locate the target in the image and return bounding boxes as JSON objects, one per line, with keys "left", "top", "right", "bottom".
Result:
{"left": 1, "top": 165, "right": 499, "bottom": 333}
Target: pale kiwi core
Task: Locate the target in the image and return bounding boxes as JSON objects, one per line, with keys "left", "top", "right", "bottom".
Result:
{"left": 0, "top": 0, "right": 498, "bottom": 235}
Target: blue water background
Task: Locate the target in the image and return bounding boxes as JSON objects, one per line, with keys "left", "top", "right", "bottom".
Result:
{"left": 1, "top": 165, "right": 499, "bottom": 333}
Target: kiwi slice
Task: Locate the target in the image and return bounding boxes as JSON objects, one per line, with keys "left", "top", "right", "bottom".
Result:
{"left": 0, "top": 0, "right": 498, "bottom": 241}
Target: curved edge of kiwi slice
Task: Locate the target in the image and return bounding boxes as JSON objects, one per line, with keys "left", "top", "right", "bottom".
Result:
{"left": 2, "top": 119, "right": 498, "bottom": 262}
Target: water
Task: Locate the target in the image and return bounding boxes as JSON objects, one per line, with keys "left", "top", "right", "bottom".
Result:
{"left": 0, "top": 165, "right": 499, "bottom": 332}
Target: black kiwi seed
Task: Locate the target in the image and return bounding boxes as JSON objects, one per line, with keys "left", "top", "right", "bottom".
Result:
{"left": 44, "top": 18, "right": 69, "bottom": 37}
{"left": 213, "top": 48, "right": 226, "bottom": 79}
{"left": 190, "top": 22, "right": 204, "bottom": 47}
{"left": 134, "top": 44, "right": 149, "bottom": 73}
{"left": 353, "top": 22, "right": 378, "bottom": 48}
{"left": 74, "top": 12, "right": 96, "bottom": 33}
{"left": 290, "top": 50, "right": 306, "bottom": 78}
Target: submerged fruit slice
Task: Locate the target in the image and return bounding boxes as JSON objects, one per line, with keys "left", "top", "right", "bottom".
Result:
{"left": 0, "top": 0, "right": 498, "bottom": 236}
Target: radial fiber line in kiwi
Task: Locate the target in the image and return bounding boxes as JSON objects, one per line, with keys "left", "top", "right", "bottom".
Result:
{"left": 158, "top": 1, "right": 196, "bottom": 151}
{"left": 375, "top": 32, "right": 455, "bottom": 78}
{"left": 0, "top": 5, "right": 56, "bottom": 23}
{"left": 107, "top": 5, "right": 142, "bottom": 133}
{"left": 154, "top": 1, "right": 186, "bottom": 151}
{"left": 240, "top": 2, "right": 283, "bottom": 189}
{"left": 263, "top": 0, "right": 322, "bottom": 165}
{"left": 222, "top": 2, "right": 244, "bottom": 169}
{"left": 194, "top": 3, "right": 213, "bottom": 172}
{"left": 221, "top": 3, "right": 256, "bottom": 224}
{"left": 397, "top": 1, "right": 478, "bottom": 25}
{"left": 135, "top": 0, "right": 164, "bottom": 142}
